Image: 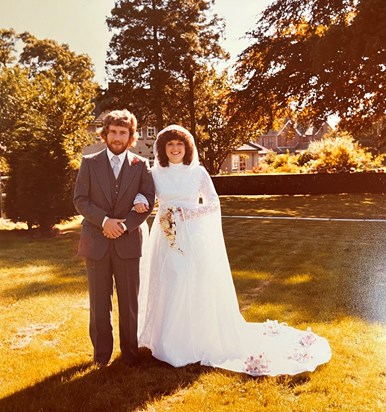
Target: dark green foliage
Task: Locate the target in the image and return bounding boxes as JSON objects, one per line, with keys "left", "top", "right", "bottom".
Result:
{"left": 6, "top": 145, "right": 75, "bottom": 233}
{"left": 104, "top": 0, "right": 227, "bottom": 132}
{"left": 0, "top": 31, "right": 97, "bottom": 233}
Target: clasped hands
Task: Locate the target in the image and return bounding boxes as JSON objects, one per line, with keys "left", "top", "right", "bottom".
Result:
{"left": 103, "top": 218, "right": 126, "bottom": 239}
{"left": 103, "top": 202, "right": 150, "bottom": 239}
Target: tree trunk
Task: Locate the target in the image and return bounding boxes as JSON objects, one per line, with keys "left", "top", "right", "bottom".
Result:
{"left": 187, "top": 68, "right": 196, "bottom": 140}
{"left": 152, "top": 1, "right": 164, "bottom": 131}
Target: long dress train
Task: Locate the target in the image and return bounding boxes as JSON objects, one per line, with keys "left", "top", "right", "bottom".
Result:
{"left": 139, "top": 162, "right": 331, "bottom": 376}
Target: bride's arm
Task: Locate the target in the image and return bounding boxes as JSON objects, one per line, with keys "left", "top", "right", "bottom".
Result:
{"left": 179, "top": 167, "right": 220, "bottom": 220}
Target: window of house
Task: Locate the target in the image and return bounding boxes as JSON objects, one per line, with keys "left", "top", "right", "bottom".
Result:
{"left": 137, "top": 127, "right": 143, "bottom": 139}
{"left": 232, "top": 155, "right": 240, "bottom": 171}
{"left": 239, "top": 156, "right": 246, "bottom": 171}
{"left": 147, "top": 126, "right": 156, "bottom": 139}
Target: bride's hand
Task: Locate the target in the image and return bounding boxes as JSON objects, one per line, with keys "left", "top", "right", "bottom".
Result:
{"left": 134, "top": 202, "right": 149, "bottom": 213}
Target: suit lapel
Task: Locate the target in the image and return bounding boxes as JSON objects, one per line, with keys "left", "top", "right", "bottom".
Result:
{"left": 92, "top": 150, "right": 112, "bottom": 206}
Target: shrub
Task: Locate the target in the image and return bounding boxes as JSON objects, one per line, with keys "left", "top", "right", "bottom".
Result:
{"left": 5, "top": 128, "right": 77, "bottom": 234}
{"left": 253, "top": 151, "right": 301, "bottom": 173}
{"left": 252, "top": 131, "right": 384, "bottom": 174}
{"left": 304, "top": 131, "right": 384, "bottom": 173}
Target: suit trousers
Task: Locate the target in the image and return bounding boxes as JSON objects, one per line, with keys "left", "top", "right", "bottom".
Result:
{"left": 86, "top": 241, "right": 140, "bottom": 364}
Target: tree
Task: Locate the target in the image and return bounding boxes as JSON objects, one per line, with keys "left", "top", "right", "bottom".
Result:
{"left": 1, "top": 31, "right": 97, "bottom": 233}
{"left": 194, "top": 68, "right": 255, "bottom": 174}
{"left": 235, "top": 0, "right": 386, "bottom": 140}
{"left": 0, "top": 29, "right": 17, "bottom": 67}
{"left": 104, "top": 0, "right": 227, "bottom": 132}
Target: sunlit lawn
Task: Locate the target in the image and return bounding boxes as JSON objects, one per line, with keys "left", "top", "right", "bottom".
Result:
{"left": 0, "top": 194, "right": 385, "bottom": 411}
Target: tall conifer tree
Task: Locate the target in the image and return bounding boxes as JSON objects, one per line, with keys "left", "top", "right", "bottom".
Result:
{"left": 105, "top": 0, "right": 227, "bottom": 133}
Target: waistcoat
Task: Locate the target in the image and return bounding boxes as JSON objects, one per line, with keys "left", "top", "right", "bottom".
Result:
{"left": 107, "top": 156, "right": 128, "bottom": 212}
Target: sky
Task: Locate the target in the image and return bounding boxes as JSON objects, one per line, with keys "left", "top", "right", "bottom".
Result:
{"left": 0, "top": 0, "right": 273, "bottom": 86}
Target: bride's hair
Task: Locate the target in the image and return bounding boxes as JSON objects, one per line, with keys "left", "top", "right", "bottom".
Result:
{"left": 156, "top": 129, "right": 194, "bottom": 167}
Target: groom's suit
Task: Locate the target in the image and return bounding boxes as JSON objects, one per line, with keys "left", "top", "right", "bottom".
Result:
{"left": 74, "top": 149, "right": 155, "bottom": 364}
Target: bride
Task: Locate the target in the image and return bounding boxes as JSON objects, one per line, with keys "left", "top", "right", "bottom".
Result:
{"left": 136, "top": 125, "right": 331, "bottom": 376}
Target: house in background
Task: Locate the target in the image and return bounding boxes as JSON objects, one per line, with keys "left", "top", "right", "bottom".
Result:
{"left": 220, "top": 120, "right": 333, "bottom": 173}
{"left": 258, "top": 120, "right": 332, "bottom": 154}
{"left": 219, "top": 142, "right": 269, "bottom": 173}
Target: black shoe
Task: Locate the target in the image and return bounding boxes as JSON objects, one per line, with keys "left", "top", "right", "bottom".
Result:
{"left": 93, "top": 361, "right": 108, "bottom": 369}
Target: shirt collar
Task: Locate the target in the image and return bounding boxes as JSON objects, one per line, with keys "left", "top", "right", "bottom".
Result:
{"left": 106, "top": 148, "right": 128, "bottom": 165}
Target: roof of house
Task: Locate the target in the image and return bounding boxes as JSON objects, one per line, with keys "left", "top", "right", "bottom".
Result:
{"left": 234, "top": 142, "right": 270, "bottom": 153}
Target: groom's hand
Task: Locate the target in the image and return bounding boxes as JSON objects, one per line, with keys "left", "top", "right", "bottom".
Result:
{"left": 103, "top": 218, "right": 126, "bottom": 239}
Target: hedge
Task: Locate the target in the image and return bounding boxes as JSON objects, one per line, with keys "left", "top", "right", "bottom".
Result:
{"left": 211, "top": 172, "right": 386, "bottom": 195}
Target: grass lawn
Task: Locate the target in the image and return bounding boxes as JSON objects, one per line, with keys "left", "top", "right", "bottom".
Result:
{"left": 0, "top": 193, "right": 385, "bottom": 411}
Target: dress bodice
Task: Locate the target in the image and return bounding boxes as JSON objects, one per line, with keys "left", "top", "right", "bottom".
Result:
{"left": 152, "top": 163, "right": 216, "bottom": 210}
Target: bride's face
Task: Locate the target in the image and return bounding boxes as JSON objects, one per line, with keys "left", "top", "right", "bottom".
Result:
{"left": 165, "top": 139, "right": 186, "bottom": 164}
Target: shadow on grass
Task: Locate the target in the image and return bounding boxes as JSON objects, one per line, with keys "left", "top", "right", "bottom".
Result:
{"left": 0, "top": 349, "right": 213, "bottom": 412}
{"left": 0, "top": 349, "right": 315, "bottom": 412}
{"left": 1, "top": 278, "right": 86, "bottom": 300}
{"left": 225, "top": 218, "right": 386, "bottom": 324}
{"left": 0, "top": 228, "right": 87, "bottom": 300}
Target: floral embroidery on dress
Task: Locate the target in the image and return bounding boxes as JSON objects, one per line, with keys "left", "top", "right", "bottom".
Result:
{"left": 180, "top": 203, "right": 219, "bottom": 220}
{"left": 300, "top": 327, "right": 316, "bottom": 347}
{"left": 159, "top": 207, "right": 183, "bottom": 253}
{"left": 263, "top": 319, "right": 288, "bottom": 336}
{"left": 288, "top": 328, "right": 317, "bottom": 363}
{"left": 244, "top": 353, "right": 271, "bottom": 375}
{"left": 289, "top": 347, "right": 313, "bottom": 363}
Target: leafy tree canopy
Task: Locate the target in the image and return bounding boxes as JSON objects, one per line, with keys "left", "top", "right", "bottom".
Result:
{"left": 0, "top": 30, "right": 97, "bottom": 160}
{"left": 195, "top": 67, "right": 258, "bottom": 174}
{"left": 0, "top": 30, "right": 97, "bottom": 232}
{"left": 235, "top": 0, "right": 386, "bottom": 140}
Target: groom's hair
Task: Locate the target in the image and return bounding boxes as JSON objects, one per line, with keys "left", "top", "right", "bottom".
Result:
{"left": 100, "top": 109, "right": 138, "bottom": 147}
{"left": 156, "top": 129, "right": 194, "bottom": 167}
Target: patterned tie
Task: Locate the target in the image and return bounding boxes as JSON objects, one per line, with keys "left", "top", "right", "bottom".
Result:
{"left": 111, "top": 155, "right": 120, "bottom": 179}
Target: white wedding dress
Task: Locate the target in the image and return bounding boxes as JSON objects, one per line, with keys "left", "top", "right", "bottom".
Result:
{"left": 138, "top": 126, "right": 331, "bottom": 376}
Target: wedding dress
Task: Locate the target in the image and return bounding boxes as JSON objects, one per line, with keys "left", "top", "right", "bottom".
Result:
{"left": 138, "top": 126, "right": 331, "bottom": 376}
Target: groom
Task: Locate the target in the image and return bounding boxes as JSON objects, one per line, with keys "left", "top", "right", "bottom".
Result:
{"left": 74, "top": 109, "right": 155, "bottom": 367}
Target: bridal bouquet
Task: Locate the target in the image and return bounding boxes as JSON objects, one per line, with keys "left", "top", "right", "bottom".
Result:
{"left": 159, "top": 206, "right": 183, "bottom": 253}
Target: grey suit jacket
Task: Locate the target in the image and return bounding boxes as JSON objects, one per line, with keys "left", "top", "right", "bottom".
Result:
{"left": 73, "top": 149, "right": 155, "bottom": 260}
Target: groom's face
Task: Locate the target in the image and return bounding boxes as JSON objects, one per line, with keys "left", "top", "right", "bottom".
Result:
{"left": 104, "top": 125, "right": 131, "bottom": 155}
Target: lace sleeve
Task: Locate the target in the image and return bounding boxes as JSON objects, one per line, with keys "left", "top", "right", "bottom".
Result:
{"left": 180, "top": 168, "right": 220, "bottom": 220}
{"left": 133, "top": 193, "right": 149, "bottom": 205}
